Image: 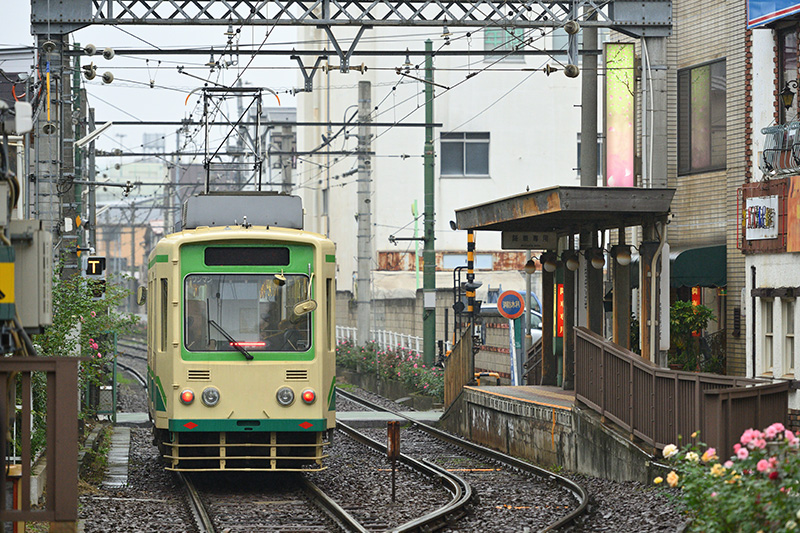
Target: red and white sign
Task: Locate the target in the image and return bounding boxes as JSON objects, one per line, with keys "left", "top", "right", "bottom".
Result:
{"left": 497, "top": 290, "right": 525, "bottom": 320}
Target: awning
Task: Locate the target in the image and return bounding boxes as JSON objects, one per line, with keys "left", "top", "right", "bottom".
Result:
{"left": 630, "top": 244, "right": 727, "bottom": 289}
{"left": 671, "top": 245, "right": 726, "bottom": 288}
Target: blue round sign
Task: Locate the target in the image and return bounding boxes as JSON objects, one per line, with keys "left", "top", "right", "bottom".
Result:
{"left": 497, "top": 290, "right": 525, "bottom": 319}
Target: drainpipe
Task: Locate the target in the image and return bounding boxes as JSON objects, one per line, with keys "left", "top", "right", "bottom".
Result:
{"left": 649, "top": 220, "right": 667, "bottom": 362}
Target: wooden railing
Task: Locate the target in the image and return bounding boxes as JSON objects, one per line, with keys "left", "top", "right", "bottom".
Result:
{"left": 523, "top": 337, "right": 543, "bottom": 385}
{"left": 0, "top": 357, "right": 79, "bottom": 525}
{"left": 444, "top": 330, "right": 473, "bottom": 408}
{"left": 575, "top": 327, "right": 789, "bottom": 455}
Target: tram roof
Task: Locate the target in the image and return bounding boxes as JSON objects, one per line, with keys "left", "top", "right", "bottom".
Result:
{"left": 454, "top": 186, "right": 676, "bottom": 236}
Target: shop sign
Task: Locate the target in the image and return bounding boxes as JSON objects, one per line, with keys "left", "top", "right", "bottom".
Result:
{"left": 744, "top": 195, "right": 779, "bottom": 240}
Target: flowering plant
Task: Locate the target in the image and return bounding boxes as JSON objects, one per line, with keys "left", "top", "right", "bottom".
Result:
{"left": 656, "top": 424, "right": 800, "bottom": 531}
{"left": 336, "top": 340, "right": 444, "bottom": 401}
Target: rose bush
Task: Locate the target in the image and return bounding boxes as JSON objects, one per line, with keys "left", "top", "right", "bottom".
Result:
{"left": 656, "top": 424, "right": 800, "bottom": 532}
{"left": 336, "top": 340, "right": 444, "bottom": 401}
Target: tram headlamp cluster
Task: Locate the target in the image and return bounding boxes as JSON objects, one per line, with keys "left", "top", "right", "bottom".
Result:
{"left": 201, "top": 387, "right": 221, "bottom": 407}
{"left": 276, "top": 387, "right": 295, "bottom": 406}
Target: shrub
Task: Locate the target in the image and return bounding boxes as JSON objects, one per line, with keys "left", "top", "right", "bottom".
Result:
{"left": 656, "top": 424, "right": 800, "bottom": 531}
{"left": 336, "top": 340, "right": 444, "bottom": 402}
{"left": 669, "top": 300, "right": 716, "bottom": 371}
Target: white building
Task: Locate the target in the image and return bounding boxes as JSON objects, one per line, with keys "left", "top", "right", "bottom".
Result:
{"left": 295, "top": 26, "right": 587, "bottom": 305}
{"left": 747, "top": 5, "right": 800, "bottom": 418}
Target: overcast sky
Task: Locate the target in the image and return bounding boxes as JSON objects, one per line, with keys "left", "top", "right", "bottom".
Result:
{"left": 4, "top": 2, "right": 300, "bottom": 173}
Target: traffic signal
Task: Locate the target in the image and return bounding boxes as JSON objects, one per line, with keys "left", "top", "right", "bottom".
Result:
{"left": 85, "top": 257, "right": 106, "bottom": 276}
{"left": 83, "top": 256, "right": 106, "bottom": 299}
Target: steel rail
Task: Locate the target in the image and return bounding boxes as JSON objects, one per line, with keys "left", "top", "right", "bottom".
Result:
{"left": 299, "top": 475, "right": 370, "bottom": 533}
{"left": 336, "top": 388, "right": 589, "bottom": 532}
{"left": 337, "top": 421, "right": 472, "bottom": 532}
{"left": 115, "top": 360, "right": 147, "bottom": 388}
{"left": 176, "top": 472, "right": 216, "bottom": 533}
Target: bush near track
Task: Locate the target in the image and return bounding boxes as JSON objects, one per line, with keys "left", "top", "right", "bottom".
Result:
{"left": 336, "top": 340, "right": 444, "bottom": 401}
{"left": 27, "top": 271, "right": 139, "bottom": 457}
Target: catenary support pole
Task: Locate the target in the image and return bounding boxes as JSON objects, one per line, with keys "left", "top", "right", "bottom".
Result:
{"left": 423, "top": 39, "right": 436, "bottom": 366}
{"left": 356, "top": 81, "right": 373, "bottom": 347}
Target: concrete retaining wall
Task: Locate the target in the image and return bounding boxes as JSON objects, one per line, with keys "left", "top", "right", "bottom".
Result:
{"left": 439, "top": 388, "right": 664, "bottom": 483}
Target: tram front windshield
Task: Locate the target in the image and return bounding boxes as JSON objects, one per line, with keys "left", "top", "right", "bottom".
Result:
{"left": 184, "top": 274, "right": 311, "bottom": 352}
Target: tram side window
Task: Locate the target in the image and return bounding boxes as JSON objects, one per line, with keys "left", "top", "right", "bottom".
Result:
{"left": 160, "top": 279, "right": 168, "bottom": 352}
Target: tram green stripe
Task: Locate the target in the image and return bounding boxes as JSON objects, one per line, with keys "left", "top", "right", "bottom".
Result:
{"left": 148, "top": 367, "right": 167, "bottom": 411}
{"left": 327, "top": 376, "right": 336, "bottom": 411}
{"left": 148, "top": 254, "right": 168, "bottom": 268}
{"left": 325, "top": 254, "right": 335, "bottom": 263}
{"left": 169, "top": 419, "right": 327, "bottom": 432}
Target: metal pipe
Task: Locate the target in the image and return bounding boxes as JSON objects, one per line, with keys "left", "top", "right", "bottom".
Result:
{"left": 649, "top": 220, "right": 666, "bottom": 362}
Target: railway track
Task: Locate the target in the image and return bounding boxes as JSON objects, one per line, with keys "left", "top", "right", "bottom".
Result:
{"left": 173, "top": 421, "right": 470, "bottom": 533}
{"left": 336, "top": 388, "right": 590, "bottom": 532}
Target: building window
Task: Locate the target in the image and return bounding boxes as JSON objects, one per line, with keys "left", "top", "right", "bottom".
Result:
{"left": 441, "top": 132, "right": 490, "bottom": 177}
{"left": 780, "top": 28, "right": 798, "bottom": 124}
{"left": 442, "top": 253, "right": 494, "bottom": 270}
{"left": 484, "top": 27, "right": 525, "bottom": 61}
{"left": 785, "top": 299, "right": 795, "bottom": 375}
{"left": 678, "top": 60, "right": 727, "bottom": 174}
{"left": 763, "top": 299, "right": 774, "bottom": 374}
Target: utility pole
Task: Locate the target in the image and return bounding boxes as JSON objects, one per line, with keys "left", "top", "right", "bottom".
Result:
{"left": 280, "top": 123, "right": 293, "bottom": 194}
{"left": 356, "top": 81, "right": 372, "bottom": 347}
{"left": 129, "top": 204, "right": 136, "bottom": 312}
{"left": 573, "top": 8, "right": 599, "bottom": 391}
{"left": 422, "top": 39, "right": 436, "bottom": 366}
{"left": 88, "top": 107, "right": 97, "bottom": 251}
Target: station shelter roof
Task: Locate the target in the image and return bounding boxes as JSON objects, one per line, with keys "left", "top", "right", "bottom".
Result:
{"left": 454, "top": 186, "right": 676, "bottom": 237}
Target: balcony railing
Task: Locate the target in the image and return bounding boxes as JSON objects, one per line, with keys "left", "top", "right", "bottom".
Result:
{"left": 760, "top": 121, "right": 800, "bottom": 176}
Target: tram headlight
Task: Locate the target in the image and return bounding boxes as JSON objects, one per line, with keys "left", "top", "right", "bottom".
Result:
{"left": 179, "top": 389, "right": 195, "bottom": 405}
{"left": 276, "top": 387, "right": 295, "bottom": 406}
{"left": 301, "top": 389, "right": 316, "bottom": 404}
{"left": 201, "top": 387, "right": 220, "bottom": 407}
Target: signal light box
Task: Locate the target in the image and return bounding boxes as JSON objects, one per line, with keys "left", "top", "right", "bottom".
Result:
{"left": 85, "top": 257, "right": 106, "bottom": 277}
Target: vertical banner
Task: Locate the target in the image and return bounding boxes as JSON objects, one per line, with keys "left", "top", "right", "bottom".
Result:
{"left": 605, "top": 43, "right": 635, "bottom": 187}
{"left": 556, "top": 284, "right": 565, "bottom": 337}
{"left": 691, "top": 286, "right": 702, "bottom": 337}
{"left": 788, "top": 176, "right": 800, "bottom": 252}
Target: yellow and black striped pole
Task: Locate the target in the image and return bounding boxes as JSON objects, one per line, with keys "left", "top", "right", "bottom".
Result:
{"left": 466, "top": 230, "right": 476, "bottom": 316}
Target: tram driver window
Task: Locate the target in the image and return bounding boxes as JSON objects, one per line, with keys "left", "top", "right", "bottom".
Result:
{"left": 184, "top": 274, "right": 311, "bottom": 352}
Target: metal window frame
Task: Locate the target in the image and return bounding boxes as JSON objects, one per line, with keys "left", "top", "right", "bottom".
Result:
{"left": 677, "top": 59, "right": 727, "bottom": 175}
{"left": 440, "top": 132, "right": 490, "bottom": 178}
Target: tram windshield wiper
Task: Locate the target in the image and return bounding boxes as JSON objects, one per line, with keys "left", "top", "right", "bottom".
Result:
{"left": 208, "top": 319, "right": 254, "bottom": 360}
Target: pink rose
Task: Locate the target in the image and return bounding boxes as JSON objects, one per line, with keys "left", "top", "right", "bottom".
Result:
{"left": 737, "top": 447, "right": 749, "bottom": 460}
{"left": 724, "top": 460, "right": 734, "bottom": 468}
{"left": 757, "top": 459, "right": 770, "bottom": 473}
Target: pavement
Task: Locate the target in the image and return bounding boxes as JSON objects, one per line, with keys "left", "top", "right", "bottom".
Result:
{"left": 336, "top": 410, "right": 442, "bottom": 428}
{"left": 102, "top": 426, "right": 131, "bottom": 489}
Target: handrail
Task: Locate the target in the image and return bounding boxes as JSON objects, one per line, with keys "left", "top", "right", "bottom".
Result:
{"left": 574, "top": 326, "right": 788, "bottom": 454}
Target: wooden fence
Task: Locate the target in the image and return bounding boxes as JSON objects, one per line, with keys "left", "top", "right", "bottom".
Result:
{"left": 575, "top": 327, "right": 789, "bottom": 455}
{"left": 0, "top": 357, "right": 79, "bottom": 526}
{"left": 444, "top": 329, "right": 473, "bottom": 408}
